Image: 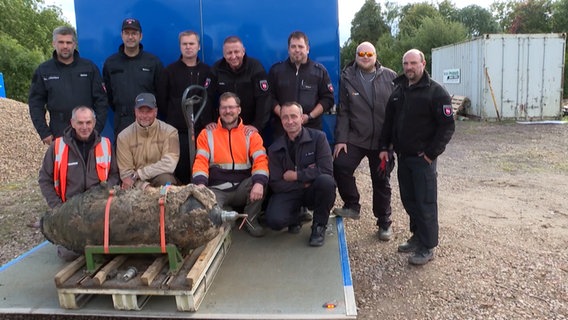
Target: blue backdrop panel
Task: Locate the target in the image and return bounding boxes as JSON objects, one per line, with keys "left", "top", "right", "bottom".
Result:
{"left": 74, "top": 0, "right": 339, "bottom": 142}
{"left": 0, "top": 73, "right": 6, "bottom": 98}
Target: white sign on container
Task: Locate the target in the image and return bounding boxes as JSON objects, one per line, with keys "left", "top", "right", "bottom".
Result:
{"left": 443, "top": 69, "right": 461, "bottom": 84}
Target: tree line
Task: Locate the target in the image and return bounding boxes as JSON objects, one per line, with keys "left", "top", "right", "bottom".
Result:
{"left": 0, "top": 0, "right": 69, "bottom": 102}
{"left": 1, "top": 0, "right": 566, "bottom": 102}
{"left": 341, "top": 0, "right": 568, "bottom": 97}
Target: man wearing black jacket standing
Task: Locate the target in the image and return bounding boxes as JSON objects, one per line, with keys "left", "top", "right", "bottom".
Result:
{"left": 210, "top": 36, "right": 271, "bottom": 136}
{"left": 379, "top": 49, "right": 455, "bottom": 265}
{"left": 29, "top": 26, "right": 108, "bottom": 145}
{"left": 268, "top": 30, "right": 335, "bottom": 138}
{"left": 333, "top": 41, "right": 397, "bottom": 242}
{"left": 103, "top": 18, "right": 163, "bottom": 138}
{"left": 157, "top": 30, "right": 214, "bottom": 184}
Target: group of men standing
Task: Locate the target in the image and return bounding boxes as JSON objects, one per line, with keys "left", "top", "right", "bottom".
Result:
{"left": 29, "top": 19, "right": 454, "bottom": 266}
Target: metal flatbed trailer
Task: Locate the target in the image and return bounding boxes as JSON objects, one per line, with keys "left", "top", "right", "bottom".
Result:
{"left": 0, "top": 217, "right": 356, "bottom": 319}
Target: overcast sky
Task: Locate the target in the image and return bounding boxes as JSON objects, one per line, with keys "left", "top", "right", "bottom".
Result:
{"left": 46, "top": 0, "right": 493, "bottom": 43}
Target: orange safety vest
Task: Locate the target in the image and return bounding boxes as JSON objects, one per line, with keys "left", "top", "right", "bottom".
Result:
{"left": 53, "top": 137, "right": 112, "bottom": 202}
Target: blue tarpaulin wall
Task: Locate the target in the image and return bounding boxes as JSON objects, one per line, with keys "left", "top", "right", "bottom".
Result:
{"left": 74, "top": 0, "right": 340, "bottom": 144}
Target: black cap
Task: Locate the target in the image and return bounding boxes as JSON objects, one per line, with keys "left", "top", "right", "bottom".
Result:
{"left": 134, "top": 93, "right": 156, "bottom": 109}
{"left": 122, "top": 18, "right": 141, "bottom": 32}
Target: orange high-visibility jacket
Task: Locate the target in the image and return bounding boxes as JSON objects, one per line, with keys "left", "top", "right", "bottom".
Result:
{"left": 53, "top": 136, "right": 112, "bottom": 202}
{"left": 192, "top": 119, "right": 268, "bottom": 189}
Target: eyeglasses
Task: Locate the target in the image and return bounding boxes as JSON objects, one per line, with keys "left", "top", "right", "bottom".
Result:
{"left": 357, "top": 52, "right": 375, "bottom": 58}
{"left": 219, "top": 105, "right": 239, "bottom": 111}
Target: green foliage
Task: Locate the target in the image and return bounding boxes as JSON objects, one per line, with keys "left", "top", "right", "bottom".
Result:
{"left": 0, "top": 0, "right": 68, "bottom": 102}
{"left": 437, "top": 0, "right": 459, "bottom": 21}
{"left": 375, "top": 33, "right": 401, "bottom": 73}
{"left": 349, "top": 0, "right": 390, "bottom": 45}
{"left": 551, "top": 0, "right": 568, "bottom": 32}
{"left": 399, "top": 17, "right": 468, "bottom": 74}
{"left": 341, "top": 0, "right": 390, "bottom": 69}
{"left": 339, "top": 40, "right": 358, "bottom": 70}
{"left": 456, "top": 5, "right": 500, "bottom": 37}
{"left": 491, "top": 1, "right": 516, "bottom": 32}
{"left": 508, "top": 0, "right": 553, "bottom": 33}
{"left": 398, "top": 3, "right": 442, "bottom": 37}
{"left": 0, "top": 32, "right": 44, "bottom": 102}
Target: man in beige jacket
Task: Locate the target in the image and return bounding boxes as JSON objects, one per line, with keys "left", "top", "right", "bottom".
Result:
{"left": 117, "top": 92, "right": 180, "bottom": 189}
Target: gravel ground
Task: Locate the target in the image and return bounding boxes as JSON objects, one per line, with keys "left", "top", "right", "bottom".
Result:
{"left": 1, "top": 97, "right": 567, "bottom": 319}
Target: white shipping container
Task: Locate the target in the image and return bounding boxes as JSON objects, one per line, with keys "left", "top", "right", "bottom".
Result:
{"left": 432, "top": 33, "right": 566, "bottom": 120}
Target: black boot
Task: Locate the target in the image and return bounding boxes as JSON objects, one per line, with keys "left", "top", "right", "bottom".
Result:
{"left": 309, "top": 224, "right": 326, "bottom": 247}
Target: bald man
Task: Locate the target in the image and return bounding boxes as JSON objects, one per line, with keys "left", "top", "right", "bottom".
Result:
{"left": 333, "top": 41, "right": 397, "bottom": 242}
{"left": 378, "top": 49, "right": 455, "bottom": 265}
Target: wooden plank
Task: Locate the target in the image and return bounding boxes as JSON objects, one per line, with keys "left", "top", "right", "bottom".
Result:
{"left": 185, "top": 227, "right": 225, "bottom": 288}
{"left": 93, "top": 255, "right": 128, "bottom": 286}
{"left": 141, "top": 256, "right": 168, "bottom": 286}
{"left": 54, "top": 256, "right": 86, "bottom": 286}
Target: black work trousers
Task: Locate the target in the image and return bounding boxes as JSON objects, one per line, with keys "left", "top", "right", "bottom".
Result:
{"left": 333, "top": 144, "right": 394, "bottom": 229}
{"left": 397, "top": 155, "right": 438, "bottom": 249}
{"left": 265, "top": 174, "right": 336, "bottom": 230}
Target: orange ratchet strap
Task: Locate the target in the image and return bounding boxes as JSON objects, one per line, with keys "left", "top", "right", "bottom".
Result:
{"left": 103, "top": 189, "right": 115, "bottom": 253}
{"left": 158, "top": 185, "right": 172, "bottom": 253}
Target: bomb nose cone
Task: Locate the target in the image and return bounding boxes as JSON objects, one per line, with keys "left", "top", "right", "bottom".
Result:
{"left": 208, "top": 205, "right": 248, "bottom": 226}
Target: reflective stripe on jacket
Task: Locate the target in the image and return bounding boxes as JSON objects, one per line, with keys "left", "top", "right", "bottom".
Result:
{"left": 192, "top": 119, "right": 268, "bottom": 189}
{"left": 53, "top": 136, "right": 112, "bottom": 202}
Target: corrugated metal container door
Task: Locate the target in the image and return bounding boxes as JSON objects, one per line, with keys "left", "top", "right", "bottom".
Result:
{"left": 433, "top": 33, "right": 566, "bottom": 121}
{"left": 485, "top": 34, "right": 566, "bottom": 120}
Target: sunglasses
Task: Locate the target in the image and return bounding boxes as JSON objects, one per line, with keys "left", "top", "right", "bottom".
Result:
{"left": 357, "top": 51, "right": 375, "bottom": 58}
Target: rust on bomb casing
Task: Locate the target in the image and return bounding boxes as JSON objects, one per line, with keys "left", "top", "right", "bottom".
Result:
{"left": 41, "top": 184, "right": 223, "bottom": 253}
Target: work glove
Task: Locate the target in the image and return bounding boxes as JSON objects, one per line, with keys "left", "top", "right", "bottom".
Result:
{"left": 378, "top": 157, "right": 388, "bottom": 179}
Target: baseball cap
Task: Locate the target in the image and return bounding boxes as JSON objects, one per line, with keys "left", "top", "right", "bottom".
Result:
{"left": 122, "top": 18, "right": 142, "bottom": 32}
{"left": 134, "top": 93, "right": 156, "bottom": 109}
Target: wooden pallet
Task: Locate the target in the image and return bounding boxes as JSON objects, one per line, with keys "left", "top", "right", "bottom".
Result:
{"left": 54, "top": 226, "right": 231, "bottom": 312}
{"left": 451, "top": 95, "right": 471, "bottom": 118}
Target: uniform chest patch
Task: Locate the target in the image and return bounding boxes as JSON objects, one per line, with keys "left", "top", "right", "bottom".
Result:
{"left": 259, "top": 80, "right": 269, "bottom": 91}
{"left": 443, "top": 105, "right": 453, "bottom": 117}
{"left": 204, "top": 77, "right": 211, "bottom": 88}
{"left": 327, "top": 83, "right": 334, "bottom": 93}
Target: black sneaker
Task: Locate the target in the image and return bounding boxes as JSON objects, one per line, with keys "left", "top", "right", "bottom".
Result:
{"left": 332, "top": 207, "right": 360, "bottom": 220}
{"left": 408, "top": 247, "right": 434, "bottom": 265}
{"left": 309, "top": 224, "right": 326, "bottom": 247}
{"left": 398, "top": 235, "right": 419, "bottom": 253}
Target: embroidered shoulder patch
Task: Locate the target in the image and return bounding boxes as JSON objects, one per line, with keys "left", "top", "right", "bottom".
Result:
{"left": 443, "top": 105, "right": 453, "bottom": 117}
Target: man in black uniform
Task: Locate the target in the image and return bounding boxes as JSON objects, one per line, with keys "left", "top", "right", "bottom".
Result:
{"left": 29, "top": 26, "right": 108, "bottom": 145}
{"left": 157, "top": 30, "right": 214, "bottom": 184}
{"left": 209, "top": 36, "right": 271, "bottom": 136}
{"left": 103, "top": 18, "right": 163, "bottom": 138}
{"left": 268, "top": 30, "right": 335, "bottom": 138}
{"left": 379, "top": 49, "right": 455, "bottom": 265}
{"left": 265, "top": 102, "right": 336, "bottom": 247}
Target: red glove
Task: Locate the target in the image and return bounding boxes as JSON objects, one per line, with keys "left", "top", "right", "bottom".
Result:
{"left": 378, "top": 157, "right": 387, "bottom": 178}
